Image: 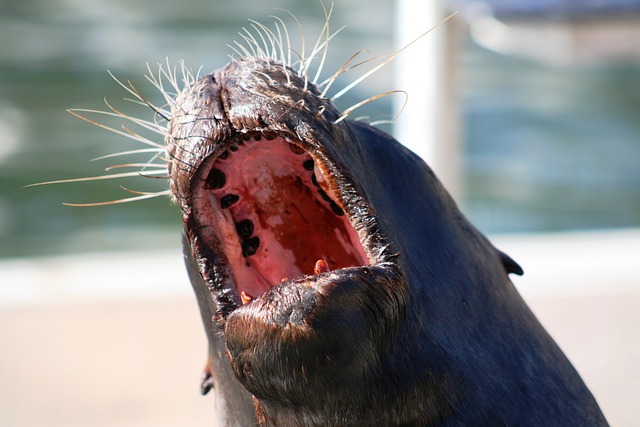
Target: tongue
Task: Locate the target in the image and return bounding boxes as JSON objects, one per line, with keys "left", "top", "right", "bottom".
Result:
{"left": 314, "top": 259, "right": 331, "bottom": 275}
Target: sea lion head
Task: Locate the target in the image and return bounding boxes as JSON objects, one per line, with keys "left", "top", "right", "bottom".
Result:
{"left": 168, "top": 56, "right": 415, "bottom": 424}
{"left": 50, "top": 11, "right": 604, "bottom": 426}
{"left": 164, "top": 39, "right": 609, "bottom": 424}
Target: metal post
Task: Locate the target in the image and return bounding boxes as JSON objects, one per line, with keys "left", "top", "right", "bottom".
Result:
{"left": 393, "top": 0, "right": 462, "bottom": 201}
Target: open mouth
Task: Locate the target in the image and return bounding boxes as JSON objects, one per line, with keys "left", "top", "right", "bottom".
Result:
{"left": 191, "top": 131, "right": 371, "bottom": 309}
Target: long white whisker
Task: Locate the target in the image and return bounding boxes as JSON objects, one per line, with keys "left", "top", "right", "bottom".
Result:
{"left": 145, "top": 63, "right": 175, "bottom": 106}
{"left": 319, "top": 49, "right": 369, "bottom": 98}
{"left": 118, "top": 186, "right": 171, "bottom": 196}
{"left": 240, "top": 28, "right": 262, "bottom": 57}
{"left": 91, "top": 148, "right": 163, "bottom": 161}
{"left": 277, "top": 9, "right": 305, "bottom": 74}
{"left": 309, "top": 0, "right": 334, "bottom": 84}
{"left": 248, "top": 22, "right": 272, "bottom": 59}
{"left": 335, "top": 90, "right": 407, "bottom": 124}
{"left": 227, "top": 44, "right": 244, "bottom": 60}
{"left": 273, "top": 12, "right": 294, "bottom": 67}
{"left": 332, "top": 12, "right": 457, "bottom": 101}
{"left": 26, "top": 169, "right": 169, "bottom": 188}
{"left": 104, "top": 163, "right": 168, "bottom": 171}
{"left": 107, "top": 72, "right": 169, "bottom": 123}
{"left": 67, "top": 109, "right": 162, "bottom": 148}
{"left": 270, "top": 16, "right": 288, "bottom": 66}
{"left": 103, "top": 99, "right": 166, "bottom": 135}
{"left": 232, "top": 39, "right": 253, "bottom": 58}
{"left": 63, "top": 191, "right": 171, "bottom": 207}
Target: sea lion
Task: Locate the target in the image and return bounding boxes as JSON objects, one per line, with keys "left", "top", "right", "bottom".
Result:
{"left": 165, "top": 29, "right": 608, "bottom": 427}
{"left": 39, "top": 9, "right": 608, "bottom": 426}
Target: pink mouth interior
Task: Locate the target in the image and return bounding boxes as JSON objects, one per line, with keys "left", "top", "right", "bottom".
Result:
{"left": 196, "top": 135, "right": 369, "bottom": 303}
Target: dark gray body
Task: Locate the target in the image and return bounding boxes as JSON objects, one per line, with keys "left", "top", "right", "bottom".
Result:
{"left": 171, "top": 57, "right": 607, "bottom": 426}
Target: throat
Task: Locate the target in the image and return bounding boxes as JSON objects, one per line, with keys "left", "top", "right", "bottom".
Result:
{"left": 194, "top": 135, "right": 369, "bottom": 302}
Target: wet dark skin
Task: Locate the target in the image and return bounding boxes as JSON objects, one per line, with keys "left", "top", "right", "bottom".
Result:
{"left": 168, "top": 57, "right": 608, "bottom": 426}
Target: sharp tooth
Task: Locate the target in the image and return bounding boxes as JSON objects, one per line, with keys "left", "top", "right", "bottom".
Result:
{"left": 220, "top": 194, "right": 239, "bottom": 209}
{"left": 240, "top": 291, "right": 253, "bottom": 305}
{"left": 289, "top": 143, "right": 305, "bottom": 155}
{"left": 235, "top": 219, "right": 254, "bottom": 239}
{"left": 313, "top": 164, "right": 326, "bottom": 187}
{"left": 314, "top": 259, "right": 331, "bottom": 275}
{"left": 204, "top": 168, "right": 226, "bottom": 189}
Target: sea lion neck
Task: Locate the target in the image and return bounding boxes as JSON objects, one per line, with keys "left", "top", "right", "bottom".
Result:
{"left": 165, "top": 50, "right": 606, "bottom": 425}
{"left": 168, "top": 54, "right": 402, "bottom": 316}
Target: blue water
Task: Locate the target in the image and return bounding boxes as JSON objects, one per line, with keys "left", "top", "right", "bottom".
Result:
{"left": 1, "top": 0, "right": 639, "bottom": 258}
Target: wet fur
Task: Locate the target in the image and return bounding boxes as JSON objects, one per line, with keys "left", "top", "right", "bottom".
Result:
{"left": 48, "top": 8, "right": 608, "bottom": 426}
{"left": 172, "top": 55, "right": 607, "bottom": 425}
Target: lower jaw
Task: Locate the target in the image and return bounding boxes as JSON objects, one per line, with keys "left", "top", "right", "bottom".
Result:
{"left": 190, "top": 132, "right": 370, "bottom": 308}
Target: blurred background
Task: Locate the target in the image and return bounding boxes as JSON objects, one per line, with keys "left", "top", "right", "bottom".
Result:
{"left": 1, "top": 0, "right": 638, "bottom": 425}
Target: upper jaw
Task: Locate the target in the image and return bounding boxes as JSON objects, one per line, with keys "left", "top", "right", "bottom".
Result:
{"left": 167, "top": 58, "right": 400, "bottom": 321}
{"left": 181, "top": 126, "right": 398, "bottom": 319}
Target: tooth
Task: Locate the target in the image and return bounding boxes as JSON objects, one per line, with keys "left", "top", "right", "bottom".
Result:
{"left": 220, "top": 194, "right": 239, "bottom": 209}
{"left": 329, "top": 201, "right": 344, "bottom": 216}
{"left": 235, "top": 219, "right": 254, "bottom": 239}
{"left": 317, "top": 188, "right": 332, "bottom": 202}
{"left": 240, "top": 291, "right": 253, "bottom": 305}
{"left": 314, "top": 259, "right": 331, "bottom": 275}
{"left": 241, "top": 236, "right": 260, "bottom": 257}
{"left": 204, "top": 168, "right": 226, "bottom": 190}
{"left": 313, "top": 164, "right": 324, "bottom": 183}
{"left": 289, "top": 143, "right": 305, "bottom": 155}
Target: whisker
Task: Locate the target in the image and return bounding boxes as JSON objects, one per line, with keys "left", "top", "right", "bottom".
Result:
{"left": 91, "top": 148, "right": 164, "bottom": 161}
{"left": 107, "top": 71, "right": 171, "bottom": 122}
{"left": 25, "top": 169, "right": 169, "bottom": 188}
{"left": 240, "top": 28, "right": 262, "bottom": 57}
{"left": 320, "top": 49, "right": 370, "bottom": 98}
{"left": 232, "top": 40, "right": 253, "bottom": 59}
{"left": 248, "top": 22, "right": 272, "bottom": 59}
{"left": 272, "top": 12, "right": 294, "bottom": 67}
{"left": 335, "top": 90, "right": 407, "bottom": 124}
{"left": 119, "top": 186, "right": 171, "bottom": 196}
{"left": 270, "top": 16, "right": 289, "bottom": 67}
{"left": 227, "top": 44, "right": 244, "bottom": 60}
{"left": 308, "top": 0, "right": 333, "bottom": 84}
{"left": 104, "top": 163, "right": 168, "bottom": 171}
{"left": 277, "top": 9, "right": 305, "bottom": 75}
{"left": 63, "top": 191, "right": 171, "bottom": 207}
{"left": 104, "top": 99, "right": 166, "bottom": 136}
{"left": 332, "top": 12, "right": 457, "bottom": 101}
{"left": 67, "top": 109, "right": 161, "bottom": 148}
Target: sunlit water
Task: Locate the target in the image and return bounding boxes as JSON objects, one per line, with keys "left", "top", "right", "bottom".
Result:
{"left": 1, "top": 0, "right": 639, "bottom": 258}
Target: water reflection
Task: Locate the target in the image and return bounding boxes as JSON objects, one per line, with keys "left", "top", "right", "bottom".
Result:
{"left": 1, "top": 0, "right": 639, "bottom": 258}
